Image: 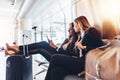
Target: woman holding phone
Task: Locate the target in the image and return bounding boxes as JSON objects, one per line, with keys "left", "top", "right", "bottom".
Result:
{"left": 44, "top": 16, "right": 104, "bottom": 80}
{"left": 5, "top": 23, "right": 78, "bottom": 61}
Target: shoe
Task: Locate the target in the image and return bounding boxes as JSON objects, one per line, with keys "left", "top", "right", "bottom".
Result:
{"left": 5, "top": 50, "right": 16, "bottom": 56}
{"left": 6, "top": 43, "right": 19, "bottom": 52}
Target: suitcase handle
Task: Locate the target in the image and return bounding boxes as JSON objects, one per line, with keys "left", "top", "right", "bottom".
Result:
{"left": 23, "top": 34, "right": 30, "bottom": 59}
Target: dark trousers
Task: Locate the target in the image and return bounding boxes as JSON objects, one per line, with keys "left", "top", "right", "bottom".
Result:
{"left": 45, "top": 54, "right": 85, "bottom": 80}
{"left": 18, "top": 41, "right": 58, "bottom": 61}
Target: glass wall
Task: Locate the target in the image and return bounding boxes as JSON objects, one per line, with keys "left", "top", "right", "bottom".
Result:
{"left": 34, "top": 0, "right": 73, "bottom": 44}
{"left": 32, "top": 0, "right": 73, "bottom": 80}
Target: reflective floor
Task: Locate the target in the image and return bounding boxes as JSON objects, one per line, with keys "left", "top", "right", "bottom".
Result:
{"left": 32, "top": 54, "right": 48, "bottom": 80}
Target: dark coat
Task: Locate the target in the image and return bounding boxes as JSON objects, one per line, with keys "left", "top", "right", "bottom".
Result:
{"left": 81, "top": 27, "right": 103, "bottom": 57}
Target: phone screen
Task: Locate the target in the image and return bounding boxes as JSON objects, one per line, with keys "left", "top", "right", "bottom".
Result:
{"left": 46, "top": 35, "right": 51, "bottom": 42}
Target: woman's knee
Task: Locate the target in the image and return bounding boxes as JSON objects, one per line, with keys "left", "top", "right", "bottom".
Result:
{"left": 38, "top": 41, "right": 50, "bottom": 48}
{"left": 50, "top": 54, "right": 63, "bottom": 64}
{"left": 39, "top": 41, "right": 48, "bottom": 45}
{"left": 51, "top": 54, "right": 61, "bottom": 60}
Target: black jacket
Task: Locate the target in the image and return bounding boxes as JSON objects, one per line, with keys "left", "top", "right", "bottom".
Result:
{"left": 81, "top": 27, "right": 103, "bottom": 57}
{"left": 58, "top": 33, "right": 78, "bottom": 56}
{"left": 58, "top": 27, "right": 103, "bottom": 58}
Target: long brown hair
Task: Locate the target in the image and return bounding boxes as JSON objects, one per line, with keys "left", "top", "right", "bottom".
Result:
{"left": 74, "top": 16, "right": 91, "bottom": 31}
{"left": 69, "top": 22, "right": 78, "bottom": 41}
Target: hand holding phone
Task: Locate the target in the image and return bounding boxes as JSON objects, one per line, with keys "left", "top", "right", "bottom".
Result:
{"left": 46, "top": 36, "right": 57, "bottom": 49}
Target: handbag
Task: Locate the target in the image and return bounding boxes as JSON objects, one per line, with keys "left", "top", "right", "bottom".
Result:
{"left": 85, "top": 40, "right": 120, "bottom": 80}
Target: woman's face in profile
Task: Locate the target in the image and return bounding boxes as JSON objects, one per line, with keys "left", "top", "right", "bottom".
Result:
{"left": 68, "top": 24, "right": 73, "bottom": 35}
{"left": 74, "top": 22, "right": 80, "bottom": 33}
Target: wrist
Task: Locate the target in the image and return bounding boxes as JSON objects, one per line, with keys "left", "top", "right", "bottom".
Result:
{"left": 55, "top": 47, "right": 58, "bottom": 49}
{"left": 83, "top": 46, "right": 86, "bottom": 49}
{"left": 56, "top": 47, "right": 59, "bottom": 51}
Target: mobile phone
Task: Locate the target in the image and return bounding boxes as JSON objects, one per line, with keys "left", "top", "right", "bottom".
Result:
{"left": 46, "top": 35, "right": 51, "bottom": 42}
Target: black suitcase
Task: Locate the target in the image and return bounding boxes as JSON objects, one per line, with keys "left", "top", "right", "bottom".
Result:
{"left": 6, "top": 56, "right": 32, "bottom": 80}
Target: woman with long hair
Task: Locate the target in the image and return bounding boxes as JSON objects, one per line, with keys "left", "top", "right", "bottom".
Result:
{"left": 44, "top": 16, "right": 104, "bottom": 80}
{"left": 5, "top": 23, "right": 78, "bottom": 61}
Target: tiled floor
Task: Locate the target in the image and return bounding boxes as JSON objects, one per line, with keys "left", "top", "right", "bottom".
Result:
{"left": 32, "top": 54, "right": 48, "bottom": 80}
{"left": 33, "top": 70, "right": 47, "bottom": 80}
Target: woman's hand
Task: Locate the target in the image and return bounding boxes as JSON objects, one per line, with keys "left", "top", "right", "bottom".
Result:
{"left": 75, "top": 41, "right": 83, "bottom": 48}
{"left": 49, "top": 40, "right": 58, "bottom": 49}
{"left": 75, "top": 41, "right": 86, "bottom": 49}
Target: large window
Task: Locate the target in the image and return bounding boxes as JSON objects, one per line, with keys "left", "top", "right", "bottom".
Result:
{"left": 34, "top": 0, "right": 73, "bottom": 44}
{"left": 32, "top": 0, "right": 73, "bottom": 80}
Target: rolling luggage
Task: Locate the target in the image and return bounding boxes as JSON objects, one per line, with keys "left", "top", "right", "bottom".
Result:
{"left": 6, "top": 56, "right": 32, "bottom": 80}
{"left": 85, "top": 40, "right": 120, "bottom": 80}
